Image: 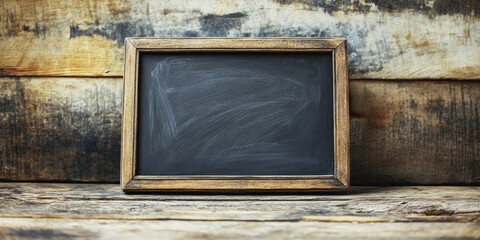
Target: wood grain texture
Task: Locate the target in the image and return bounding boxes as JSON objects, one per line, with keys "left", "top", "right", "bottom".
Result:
{"left": 124, "top": 178, "right": 346, "bottom": 193}
{"left": 0, "top": 77, "right": 122, "bottom": 182}
{"left": 1, "top": 219, "right": 479, "bottom": 240}
{"left": 0, "top": 183, "right": 479, "bottom": 223}
{"left": 0, "top": 0, "right": 479, "bottom": 79}
{"left": 350, "top": 80, "right": 480, "bottom": 185}
{"left": 1, "top": 184, "right": 479, "bottom": 238}
{"left": 120, "top": 39, "right": 136, "bottom": 188}
{"left": 1, "top": 77, "right": 479, "bottom": 184}
{"left": 129, "top": 37, "right": 344, "bottom": 50}
{"left": 334, "top": 41, "right": 350, "bottom": 187}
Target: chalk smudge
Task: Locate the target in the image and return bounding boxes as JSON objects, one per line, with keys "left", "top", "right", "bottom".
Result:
{"left": 137, "top": 53, "right": 334, "bottom": 175}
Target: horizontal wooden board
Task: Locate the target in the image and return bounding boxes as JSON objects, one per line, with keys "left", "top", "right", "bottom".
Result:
{"left": 0, "top": 0, "right": 479, "bottom": 79}
{"left": 1, "top": 184, "right": 478, "bottom": 239}
{"left": 0, "top": 77, "right": 122, "bottom": 182}
{"left": 0, "top": 77, "right": 479, "bottom": 184}
{"left": 0, "top": 184, "right": 479, "bottom": 223}
{"left": 1, "top": 219, "right": 479, "bottom": 240}
{"left": 350, "top": 80, "right": 480, "bottom": 185}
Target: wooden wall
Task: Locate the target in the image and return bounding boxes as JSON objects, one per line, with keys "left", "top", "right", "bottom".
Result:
{"left": 0, "top": 0, "right": 479, "bottom": 185}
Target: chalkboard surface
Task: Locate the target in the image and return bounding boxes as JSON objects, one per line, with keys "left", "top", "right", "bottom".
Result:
{"left": 136, "top": 52, "right": 334, "bottom": 176}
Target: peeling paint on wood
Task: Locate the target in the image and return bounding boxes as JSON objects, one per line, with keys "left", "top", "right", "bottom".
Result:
{"left": 0, "top": 0, "right": 478, "bottom": 78}
{"left": 275, "top": 0, "right": 480, "bottom": 16}
{"left": 0, "top": 77, "right": 478, "bottom": 184}
{"left": 69, "top": 20, "right": 155, "bottom": 46}
{"left": 0, "top": 78, "right": 122, "bottom": 182}
{"left": 200, "top": 12, "right": 248, "bottom": 37}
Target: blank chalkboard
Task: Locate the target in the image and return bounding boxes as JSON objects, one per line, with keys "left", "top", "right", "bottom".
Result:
{"left": 121, "top": 38, "right": 349, "bottom": 192}
{"left": 136, "top": 52, "right": 334, "bottom": 176}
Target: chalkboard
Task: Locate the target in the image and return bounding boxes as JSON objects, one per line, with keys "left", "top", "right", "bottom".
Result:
{"left": 137, "top": 52, "right": 333, "bottom": 175}
{"left": 121, "top": 38, "right": 349, "bottom": 192}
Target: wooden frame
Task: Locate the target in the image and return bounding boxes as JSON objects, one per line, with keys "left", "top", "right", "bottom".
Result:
{"left": 121, "top": 38, "right": 349, "bottom": 192}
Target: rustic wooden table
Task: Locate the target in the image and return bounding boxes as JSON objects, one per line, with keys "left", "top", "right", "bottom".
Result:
{"left": 0, "top": 183, "right": 478, "bottom": 239}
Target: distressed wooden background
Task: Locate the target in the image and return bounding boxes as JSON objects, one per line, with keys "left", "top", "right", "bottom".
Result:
{"left": 0, "top": 0, "right": 479, "bottom": 184}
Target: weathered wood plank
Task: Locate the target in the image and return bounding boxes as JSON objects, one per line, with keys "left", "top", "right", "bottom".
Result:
{"left": 3, "top": 183, "right": 479, "bottom": 201}
{"left": 350, "top": 80, "right": 480, "bottom": 185}
{"left": 1, "top": 218, "right": 479, "bottom": 240}
{"left": 0, "top": 184, "right": 479, "bottom": 223}
{"left": 1, "top": 77, "right": 479, "bottom": 184}
{"left": 0, "top": 77, "right": 122, "bottom": 182}
{"left": 0, "top": 0, "right": 479, "bottom": 79}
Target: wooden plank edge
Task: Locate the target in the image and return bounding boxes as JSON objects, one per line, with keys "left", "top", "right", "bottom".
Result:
{"left": 122, "top": 178, "right": 348, "bottom": 193}
{"left": 0, "top": 213, "right": 477, "bottom": 223}
{"left": 0, "top": 73, "right": 479, "bottom": 81}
